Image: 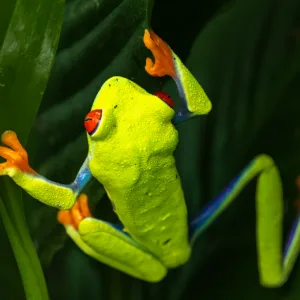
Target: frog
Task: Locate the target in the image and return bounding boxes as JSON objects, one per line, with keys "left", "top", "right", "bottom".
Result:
{"left": 0, "top": 29, "right": 299, "bottom": 286}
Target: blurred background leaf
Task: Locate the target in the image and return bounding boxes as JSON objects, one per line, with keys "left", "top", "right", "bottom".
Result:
{"left": 1, "top": 0, "right": 300, "bottom": 299}
{"left": 0, "top": 0, "right": 64, "bottom": 299}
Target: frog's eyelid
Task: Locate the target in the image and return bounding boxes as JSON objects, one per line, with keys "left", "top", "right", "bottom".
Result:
{"left": 89, "top": 118, "right": 101, "bottom": 136}
{"left": 91, "top": 109, "right": 105, "bottom": 136}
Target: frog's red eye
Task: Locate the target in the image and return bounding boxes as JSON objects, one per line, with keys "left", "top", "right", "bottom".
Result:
{"left": 84, "top": 109, "right": 102, "bottom": 135}
{"left": 154, "top": 91, "right": 174, "bottom": 108}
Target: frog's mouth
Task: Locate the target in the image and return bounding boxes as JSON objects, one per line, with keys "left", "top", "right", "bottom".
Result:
{"left": 84, "top": 109, "right": 102, "bottom": 135}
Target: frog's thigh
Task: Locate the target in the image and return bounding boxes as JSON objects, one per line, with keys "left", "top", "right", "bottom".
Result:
{"left": 66, "top": 217, "right": 167, "bottom": 282}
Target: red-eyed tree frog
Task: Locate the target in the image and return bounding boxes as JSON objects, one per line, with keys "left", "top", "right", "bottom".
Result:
{"left": 0, "top": 29, "right": 300, "bottom": 286}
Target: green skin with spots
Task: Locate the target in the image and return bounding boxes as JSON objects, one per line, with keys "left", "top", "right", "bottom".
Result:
{"left": 2, "top": 32, "right": 300, "bottom": 287}
{"left": 0, "top": 41, "right": 212, "bottom": 282}
{"left": 88, "top": 77, "right": 190, "bottom": 269}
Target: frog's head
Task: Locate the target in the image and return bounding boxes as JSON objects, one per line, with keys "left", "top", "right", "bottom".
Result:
{"left": 84, "top": 76, "right": 175, "bottom": 143}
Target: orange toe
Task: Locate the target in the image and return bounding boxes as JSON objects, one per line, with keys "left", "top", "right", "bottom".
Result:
{"left": 143, "top": 29, "right": 175, "bottom": 78}
{"left": 57, "top": 210, "right": 73, "bottom": 226}
{"left": 1, "top": 131, "right": 28, "bottom": 160}
{"left": 0, "top": 131, "right": 35, "bottom": 174}
{"left": 0, "top": 146, "right": 20, "bottom": 161}
{"left": 57, "top": 194, "right": 92, "bottom": 230}
{"left": 71, "top": 201, "right": 84, "bottom": 230}
{"left": 78, "top": 193, "right": 91, "bottom": 218}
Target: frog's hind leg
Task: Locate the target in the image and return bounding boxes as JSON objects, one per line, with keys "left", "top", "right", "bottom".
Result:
{"left": 143, "top": 29, "right": 212, "bottom": 125}
{"left": 57, "top": 194, "right": 167, "bottom": 282}
{"left": 189, "top": 154, "right": 300, "bottom": 288}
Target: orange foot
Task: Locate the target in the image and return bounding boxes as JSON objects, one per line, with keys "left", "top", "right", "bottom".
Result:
{"left": 57, "top": 193, "right": 92, "bottom": 230}
{"left": 143, "top": 29, "right": 176, "bottom": 78}
{"left": 0, "top": 130, "right": 35, "bottom": 175}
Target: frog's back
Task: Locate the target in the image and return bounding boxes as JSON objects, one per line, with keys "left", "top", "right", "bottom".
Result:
{"left": 120, "top": 157, "right": 191, "bottom": 268}
{"left": 88, "top": 77, "right": 191, "bottom": 268}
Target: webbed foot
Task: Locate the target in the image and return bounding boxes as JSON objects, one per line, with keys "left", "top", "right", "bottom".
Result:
{"left": 0, "top": 130, "right": 35, "bottom": 175}
{"left": 143, "top": 29, "right": 175, "bottom": 78}
{"left": 57, "top": 193, "right": 91, "bottom": 230}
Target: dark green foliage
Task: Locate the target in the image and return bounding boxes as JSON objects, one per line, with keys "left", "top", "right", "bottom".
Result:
{"left": 1, "top": 0, "right": 300, "bottom": 299}
{"left": 0, "top": 1, "right": 64, "bottom": 299}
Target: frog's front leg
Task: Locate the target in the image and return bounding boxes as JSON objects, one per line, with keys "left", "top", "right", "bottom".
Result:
{"left": 0, "top": 131, "right": 92, "bottom": 209}
{"left": 143, "top": 29, "right": 212, "bottom": 124}
{"left": 57, "top": 194, "right": 167, "bottom": 282}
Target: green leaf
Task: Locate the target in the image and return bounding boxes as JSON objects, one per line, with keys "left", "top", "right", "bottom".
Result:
{"left": 0, "top": 0, "right": 64, "bottom": 299}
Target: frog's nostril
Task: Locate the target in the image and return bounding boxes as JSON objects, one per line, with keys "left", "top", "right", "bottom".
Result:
{"left": 154, "top": 91, "right": 174, "bottom": 108}
{"left": 84, "top": 109, "right": 102, "bottom": 135}
{"left": 163, "top": 238, "right": 171, "bottom": 245}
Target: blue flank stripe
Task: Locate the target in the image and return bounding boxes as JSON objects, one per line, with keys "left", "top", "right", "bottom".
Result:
{"left": 283, "top": 215, "right": 300, "bottom": 261}
{"left": 188, "top": 161, "right": 254, "bottom": 242}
